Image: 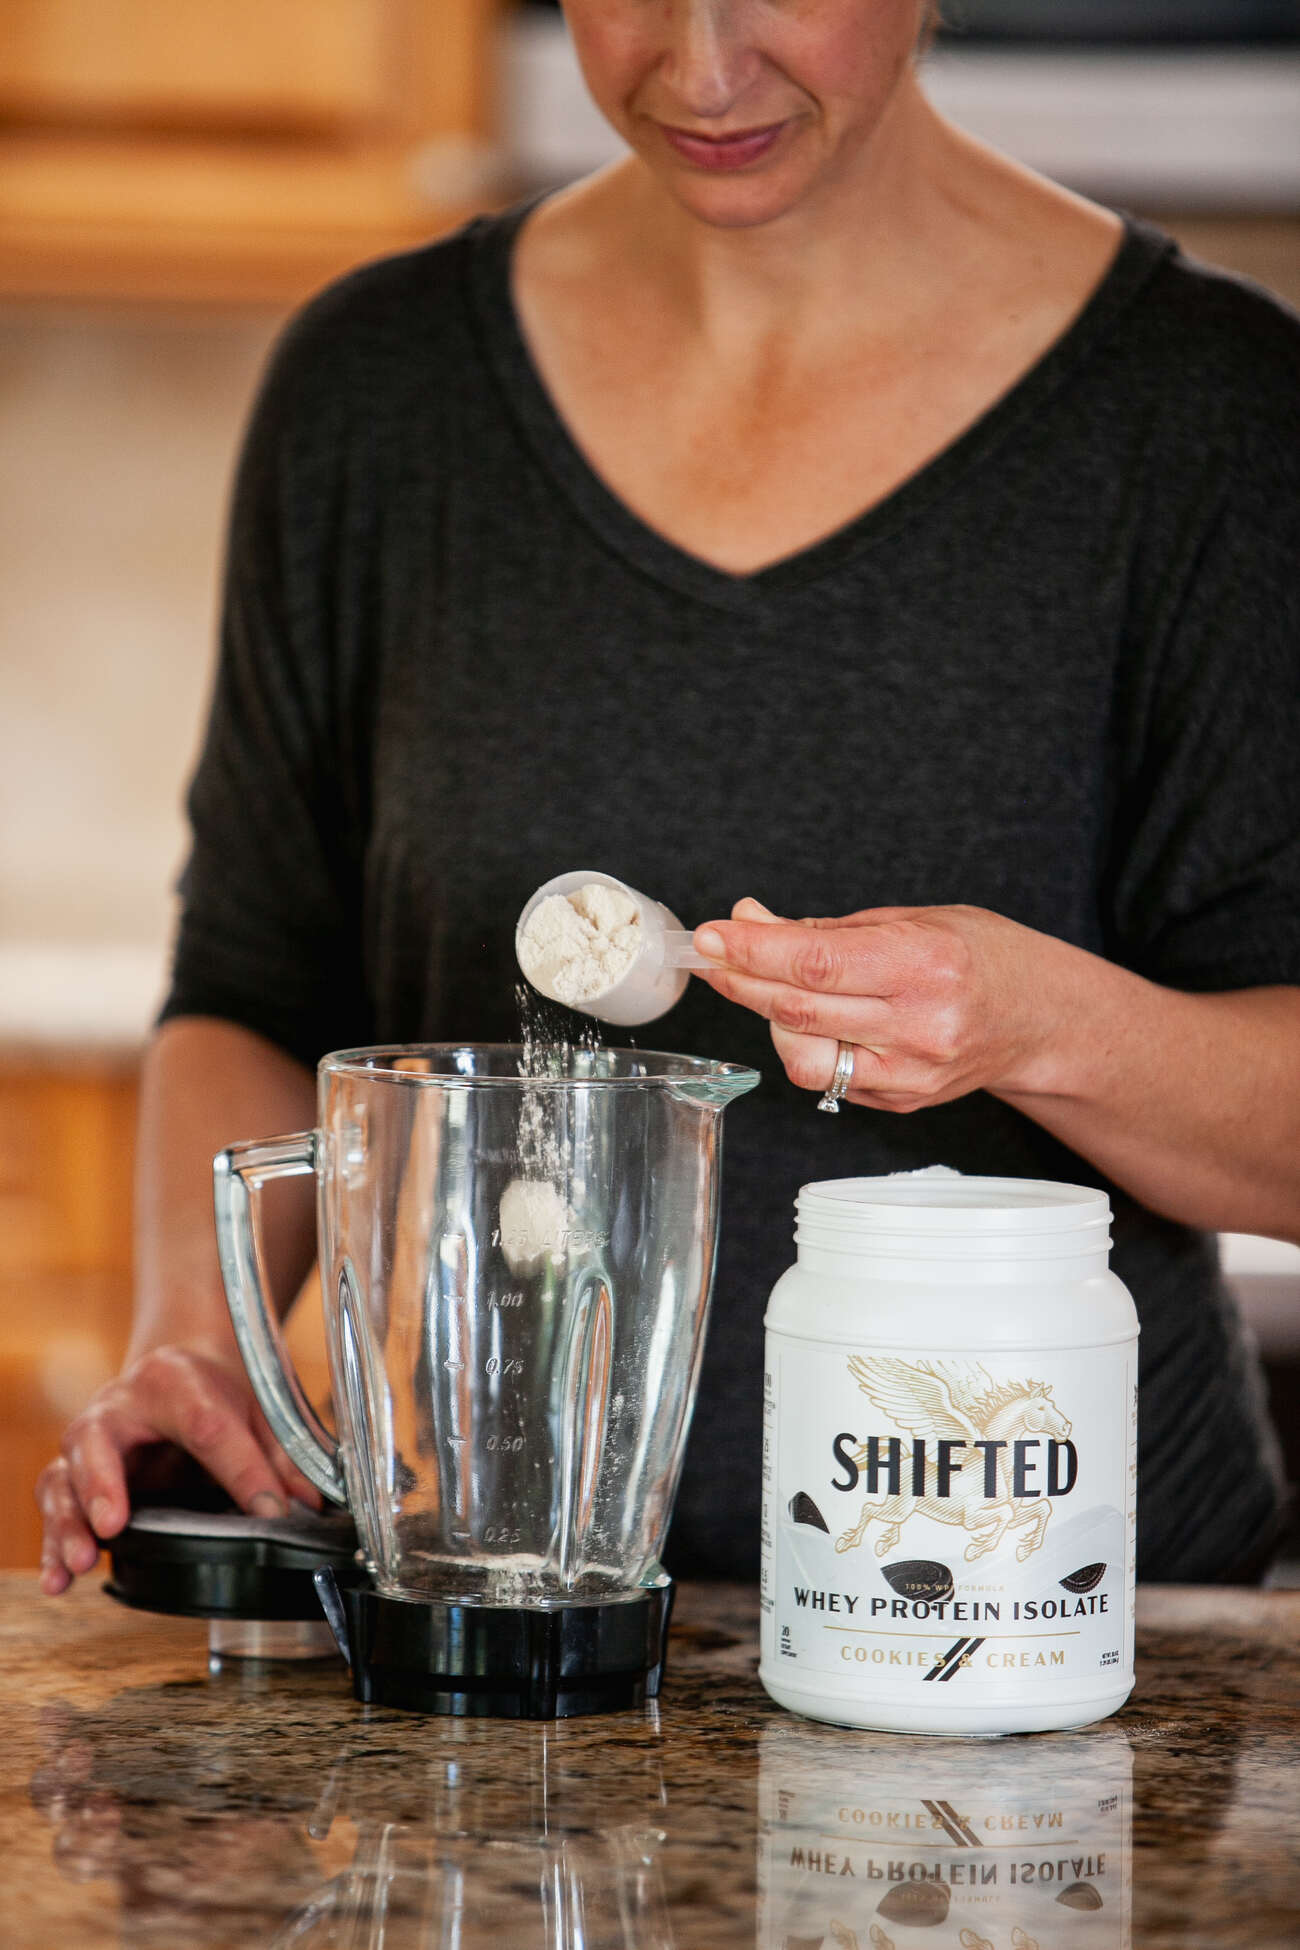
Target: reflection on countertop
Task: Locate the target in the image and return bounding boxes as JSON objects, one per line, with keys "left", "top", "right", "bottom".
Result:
{"left": 4, "top": 1576, "right": 1298, "bottom": 1948}
{"left": 759, "top": 1719, "right": 1133, "bottom": 1949}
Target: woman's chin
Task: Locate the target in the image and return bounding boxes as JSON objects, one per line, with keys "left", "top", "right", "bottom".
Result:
{"left": 650, "top": 155, "right": 825, "bottom": 232}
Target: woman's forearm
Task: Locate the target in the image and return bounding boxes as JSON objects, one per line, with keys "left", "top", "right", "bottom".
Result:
{"left": 130, "top": 1015, "right": 318, "bottom": 1363}
{"left": 995, "top": 953, "right": 1300, "bottom": 1243}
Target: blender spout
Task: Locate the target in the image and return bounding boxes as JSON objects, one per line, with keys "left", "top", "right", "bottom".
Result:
{"left": 666, "top": 1063, "right": 761, "bottom": 1110}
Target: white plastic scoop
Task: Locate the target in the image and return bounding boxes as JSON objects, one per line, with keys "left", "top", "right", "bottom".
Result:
{"left": 515, "top": 870, "right": 710, "bottom": 1026}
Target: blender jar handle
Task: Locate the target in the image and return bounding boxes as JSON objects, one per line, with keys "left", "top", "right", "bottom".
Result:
{"left": 213, "top": 1131, "right": 348, "bottom": 1506}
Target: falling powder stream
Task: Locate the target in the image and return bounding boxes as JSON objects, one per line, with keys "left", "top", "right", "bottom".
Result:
{"left": 498, "top": 985, "right": 605, "bottom": 1277}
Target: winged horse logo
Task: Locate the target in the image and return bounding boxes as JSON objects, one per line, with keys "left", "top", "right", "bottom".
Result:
{"left": 835, "top": 1357, "right": 1072, "bottom": 1563}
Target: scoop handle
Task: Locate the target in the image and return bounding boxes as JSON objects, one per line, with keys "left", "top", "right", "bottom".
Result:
{"left": 662, "top": 929, "right": 712, "bottom": 970}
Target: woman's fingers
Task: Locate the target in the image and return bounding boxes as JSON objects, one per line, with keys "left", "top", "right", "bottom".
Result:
{"left": 694, "top": 915, "right": 933, "bottom": 1101}
{"left": 696, "top": 911, "right": 922, "bottom": 999}
{"left": 128, "top": 1351, "right": 291, "bottom": 1514}
{"left": 697, "top": 960, "right": 894, "bottom": 1045}
{"left": 36, "top": 1459, "right": 95, "bottom": 1592}
{"left": 37, "top": 1346, "right": 307, "bottom": 1593}
{"left": 60, "top": 1411, "right": 133, "bottom": 1542}
{"left": 726, "top": 896, "right": 920, "bottom": 933}
{"left": 64, "top": 1354, "right": 286, "bottom": 1522}
{"left": 697, "top": 916, "right": 865, "bottom": 992}
{"left": 694, "top": 901, "right": 1036, "bottom": 1108}
{"left": 768, "top": 1025, "right": 859, "bottom": 1099}
{"left": 768, "top": 1024, "right": 970, "bottom": 1112}
{"left": 730, "top": 896, "right": 784, "bottom": 922}
{"left": 244, "top": 1388, "right": 326, "bottom": 1510}
{"left": 264, "top": 1432, "right": 324, "bottom": 1510}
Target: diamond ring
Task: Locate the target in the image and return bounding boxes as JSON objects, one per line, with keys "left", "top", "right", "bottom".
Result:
{"left": 816, "top": 1040, "right": 855, "bottom": 1114}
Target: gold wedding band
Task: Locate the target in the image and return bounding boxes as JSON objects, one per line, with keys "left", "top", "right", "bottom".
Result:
{"left": 816, "top": 1040, "right": 855, "bottom": 1114}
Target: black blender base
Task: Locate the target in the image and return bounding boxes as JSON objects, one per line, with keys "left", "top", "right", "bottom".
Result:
{"left": 315, "top": 1569, "right": 673, "bottom": 1719}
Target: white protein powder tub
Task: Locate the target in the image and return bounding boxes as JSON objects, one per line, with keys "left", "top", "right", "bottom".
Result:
{"left": 760, "top": 1170, "right": 1138, "bottom": 1736}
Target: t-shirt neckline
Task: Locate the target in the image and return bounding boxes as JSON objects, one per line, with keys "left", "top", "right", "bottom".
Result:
{"left": 466, "top": 198, "right": 1175, "bottom": 613}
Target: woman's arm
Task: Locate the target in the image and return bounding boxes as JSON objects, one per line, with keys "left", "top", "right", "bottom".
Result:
{"left": 694, "top": 898, "right": 1300, "bottom": 1245}
{"left": 37, "top": 1016, "right": 321, "bottom": 1594}
{"left": 131, "top": 1016, "right": 318, "bottom": 1362}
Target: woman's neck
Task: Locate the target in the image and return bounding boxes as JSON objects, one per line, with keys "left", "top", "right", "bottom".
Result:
{"left": 560, "top": 73, "right": 970, "bottom": 352}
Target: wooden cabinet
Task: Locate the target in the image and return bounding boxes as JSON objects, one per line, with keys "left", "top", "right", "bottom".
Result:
{"left": 0, "top": 0, "right": 502, "bottom": 305}
{"left": 0, "top": 1053, "right": 136, "bottom": 1569}
{"left": 0, "top": 1053, "right": 331, "bottom": 1570}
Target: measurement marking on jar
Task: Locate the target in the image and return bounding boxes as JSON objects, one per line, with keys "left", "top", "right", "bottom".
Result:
{"left": 485, "top": 1356, "right": 525, "bottom": 1377}
{"left": 485, "top": 1434, "right": 526, "bottom": 1452}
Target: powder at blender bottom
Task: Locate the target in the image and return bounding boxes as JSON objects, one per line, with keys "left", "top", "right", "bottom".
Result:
{"left": 517, "top": 882, "right": 642, "bottom": 1005}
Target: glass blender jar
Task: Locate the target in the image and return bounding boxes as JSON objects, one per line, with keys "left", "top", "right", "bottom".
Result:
{"left": 215, "top": 1043, "right": 758, "bottom": 1716}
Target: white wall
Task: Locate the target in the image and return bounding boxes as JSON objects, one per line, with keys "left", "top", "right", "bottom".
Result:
{"left": 0, "top": 307, "right": 281, "bottom": 1041}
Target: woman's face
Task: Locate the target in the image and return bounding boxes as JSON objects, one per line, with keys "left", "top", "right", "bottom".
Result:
{"left": 560, "top": 0, "right": 928, "bottom": 229}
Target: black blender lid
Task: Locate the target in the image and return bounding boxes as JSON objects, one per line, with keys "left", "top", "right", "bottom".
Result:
{"left": 105, "top": 1503, "right": 359, "bottom": 1622}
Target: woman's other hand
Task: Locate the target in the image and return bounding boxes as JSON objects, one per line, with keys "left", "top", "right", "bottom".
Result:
{"left": 35, "top": 1016, "right": 326, "bottom": 1596}
{"left": 36, "top": 1343, "right": 321, "bottom": 1596}
{"left": 692, "top": 896, "right": 1058, "bottom": 1112}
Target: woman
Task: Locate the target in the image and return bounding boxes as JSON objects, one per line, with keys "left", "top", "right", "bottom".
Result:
{"left": 39, "top": 0, "right": 1300, "bottom": 1591}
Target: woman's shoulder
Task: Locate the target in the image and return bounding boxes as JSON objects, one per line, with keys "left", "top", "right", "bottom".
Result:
{"left": 965, "top": 142, "right": 1300, "bottom": 439}
{"left": 253, "top": 207, "right": 529, "bottom": 408}
{"left": 1108, "top": 224, "right": 1300, "bottom": 440}
{"left": 283, "top": 220, "right": 493, "bottom": 359}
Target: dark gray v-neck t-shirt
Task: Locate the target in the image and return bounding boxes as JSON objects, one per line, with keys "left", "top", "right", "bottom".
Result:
{"left": 164, "top": 205, "right": 1300, "bottom": 1582}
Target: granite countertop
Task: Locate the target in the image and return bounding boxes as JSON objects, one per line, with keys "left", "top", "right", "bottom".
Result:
{"left": 2, "top": 1574, "right": 1296, "bottom": 1949}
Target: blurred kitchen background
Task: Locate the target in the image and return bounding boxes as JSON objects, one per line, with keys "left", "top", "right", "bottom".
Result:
{"left": 2, "top": 0, "right": 1298, "bottom": 1572}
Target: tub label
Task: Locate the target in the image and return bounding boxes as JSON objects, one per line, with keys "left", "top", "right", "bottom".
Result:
{"left": 761, "top": 1334, "right": 1136, "bottom": 1703}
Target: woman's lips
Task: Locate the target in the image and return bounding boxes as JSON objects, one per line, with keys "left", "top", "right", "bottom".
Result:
{"left": 659, "top": 121, "right": 788, "bottom": 171}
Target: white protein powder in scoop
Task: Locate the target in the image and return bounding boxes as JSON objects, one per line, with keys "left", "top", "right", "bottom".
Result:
{"left": 517, "top": 882, "right": 642, "bottom": 1005}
